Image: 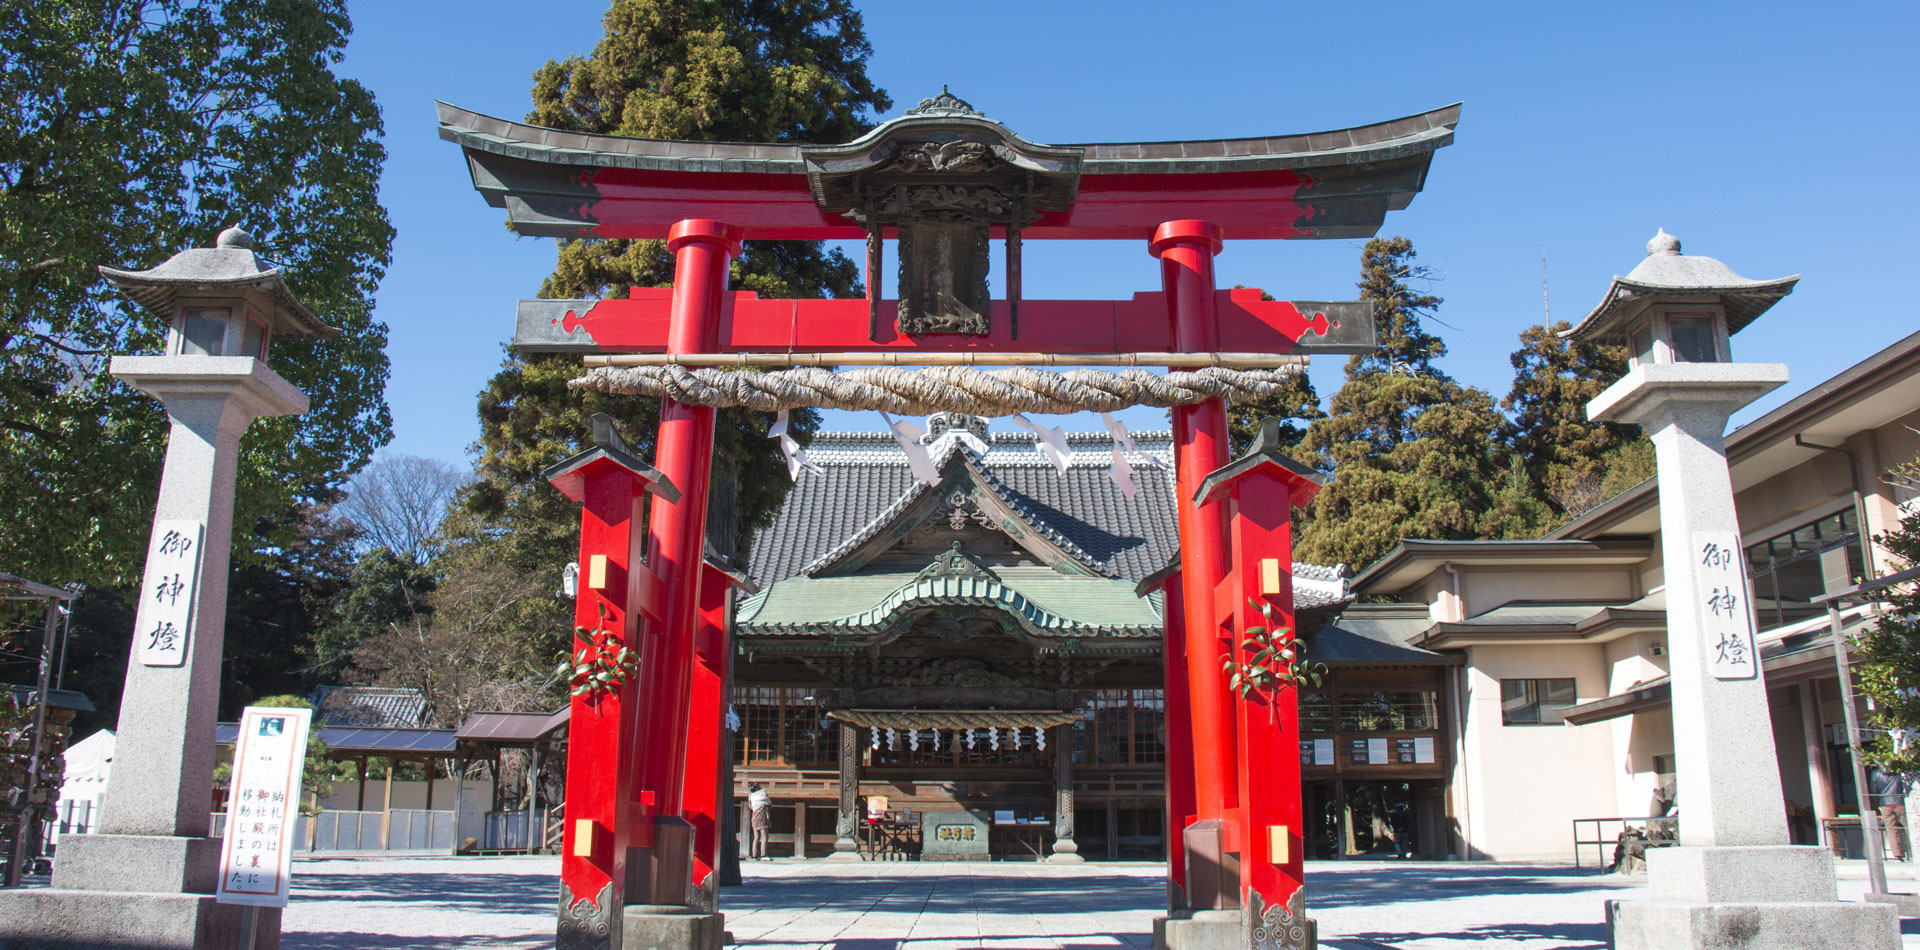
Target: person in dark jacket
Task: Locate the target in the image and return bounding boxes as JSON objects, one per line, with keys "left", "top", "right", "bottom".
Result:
{"left": 1869, "top": 767, "right": 1911, "bottom": 861}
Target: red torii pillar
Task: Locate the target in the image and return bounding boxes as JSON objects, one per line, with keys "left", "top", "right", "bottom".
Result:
{"left": 629, "top": 219, "right": 742, "bottom": 909}
{"left": 1194, "top": 420, "right": 1327, "bottom": 943}
{"left": 1152, "top": 220, "right": 1242, "bottom": 911}
{"left": 686, "top": 560, "right": 750, "bottom": 910}
{"left": 1140, "top": 565, "right": 1198, "bottom": 910}
{"left": 546, "top": 416, "right": 678, "bottom": 944}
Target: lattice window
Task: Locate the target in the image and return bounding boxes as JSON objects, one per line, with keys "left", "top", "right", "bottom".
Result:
{"left": 731, "top": 687, "right": 836, "bottom": 767}
{"left": 1746, "top": 508, "right": 1866, "bottom": 630}
{"left": 1337, "top": 691, "right": 1440, "bottom": 732}
{"left": 1076, "top": 689, "right": 1166, "bottom": 766}
{"left": 1300, "top": 691, "right": 1336, "bottom": 733}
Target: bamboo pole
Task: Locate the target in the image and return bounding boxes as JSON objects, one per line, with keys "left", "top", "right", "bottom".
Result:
{"left": 581, "top": 351, "right": 1310, "bottom": 369}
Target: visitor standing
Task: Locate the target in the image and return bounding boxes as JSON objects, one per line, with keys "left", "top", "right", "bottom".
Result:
{"left": 1869, "top": 767, "right": 1911, "bottom": 861}
{"left": 748, "top": 784, "right": 771, "bottom": 860}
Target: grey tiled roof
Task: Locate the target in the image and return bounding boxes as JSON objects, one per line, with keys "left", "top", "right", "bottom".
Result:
{"left": 745, "top": 425, "right": 1180, "bottom": 586}
{"left": 1136, "top": 551, "right": 1353, "bottom": 612}
{"left": 310, "top": 686, "right": 429, "bottom": 728}
{"left": 1309, "top": 604, "right": 1451, "bottom": 667}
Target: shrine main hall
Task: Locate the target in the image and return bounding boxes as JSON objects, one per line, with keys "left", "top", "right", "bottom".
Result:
{"left": 723, "top": 413, "right": 1445, "bottom": 862}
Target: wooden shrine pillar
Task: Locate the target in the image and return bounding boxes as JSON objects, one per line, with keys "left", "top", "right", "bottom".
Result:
{"left": 1799, "top": 681, "right": 1836, "bottom": 837}
{"left": 1050, "top": 724, "right": 1081, "bottom": 862}
{"left": 793, "top": 800, "right": 808, "bottom": 858}
{"left": 527, "top": 745, "right": 543, "bottom": 854}
{"left": 545, "top": 413, "right": 676, "bottom": 947}
{"left": 1194, "top": 418, "right": 1327, "bottom": 940}
{"left": 631, "top": 219, "right": 742, "bottom": 909}
{"left": 831, "top": 724, "right": 862, "bottom": 859}
{"left": 1153, "top": 219, "right": 1241, "bottom": 911}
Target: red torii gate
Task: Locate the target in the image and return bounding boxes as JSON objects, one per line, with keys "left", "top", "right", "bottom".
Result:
{"left": 443, "top": 91, "right": 1455, "bottom": 950}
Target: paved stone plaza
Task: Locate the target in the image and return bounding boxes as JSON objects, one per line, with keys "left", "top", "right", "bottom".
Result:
{"left": 273, "top": 856, "right": 1920, "bottom": 949}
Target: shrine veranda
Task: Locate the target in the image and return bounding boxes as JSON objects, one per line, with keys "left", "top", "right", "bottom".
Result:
{"left": 439, "top": 88, "right": 1459, "bottom": 950}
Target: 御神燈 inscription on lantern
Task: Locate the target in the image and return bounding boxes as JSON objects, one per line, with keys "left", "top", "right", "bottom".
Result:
{"left": 1694, "top": 531, "right": 1758, "bottom": 680}
{"left": 134, "top": 520, "right": 204, "bottom": 667}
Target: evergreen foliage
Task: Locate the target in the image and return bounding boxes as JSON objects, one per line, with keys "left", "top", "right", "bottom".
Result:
{"left": 314, "top": 546, "right": 436, "bottom": 681}
{"left": 1501, "top": 322, "right": 1652, "bottom": 521}
{"left": 470, "top": 0, "right": 891, "bottom": 598}
{"left": 1291, "top": 238, "right": 1506, "bottom": 571}
{"left": 0, "top": 0, "right": 395, "bottom": 589}
{"left": 1853, "top": 453, "right": 1920, "bottom": 773}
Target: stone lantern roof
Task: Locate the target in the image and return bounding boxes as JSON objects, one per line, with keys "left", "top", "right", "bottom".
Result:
{"left": 1564, "top": 229, "right": 1799, "bottom": 342}
{"left": 98, "top": 227, "right": 339, "bottom": 339}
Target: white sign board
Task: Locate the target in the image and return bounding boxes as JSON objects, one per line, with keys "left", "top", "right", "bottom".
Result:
{"left": 1314, "top": 739, "right": 1335, "bottom": 766}
{"left": 132, "top": 519, "right": 204, "bottom": 667}
{"left": 1413, "top": 736, "right": 1436, "bottom": 764}
{"left": 216, "top": 706, "right": 312, "bottom": 908}
{"left": 1693, "top": 531, "right": 1759, "bottom": 680}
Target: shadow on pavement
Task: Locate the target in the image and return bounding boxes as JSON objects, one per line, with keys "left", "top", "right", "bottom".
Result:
{"left": 292, "top": 870, "right": 554, "bottom": 914}
{"left": 282, "top": 932, "right": 550, "bottom": 950}
{"left": 1334, "top": 922, "right": 1605, "bottom": 948}
{"left": 1305, "top": 863, "right": 1637, "bottom": 911}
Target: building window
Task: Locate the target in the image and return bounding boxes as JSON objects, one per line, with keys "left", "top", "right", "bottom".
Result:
{"left": 1300, "top": 691, "right": 1336, "bottom": 733}
{"left": 1076, "top": 689, "right": 1166, "bottom": 767}
{"left": 1747, "top": 509, "right": 1865, "bottom": 630}
{"left": 732, "top": 686, "right": 836, "bottom": 767}
{"left": 1337, "top": 691, "right": 1439, "bottom": 732}
{"left": 1500, "top": 678, "right": 1577, "bottom": 726}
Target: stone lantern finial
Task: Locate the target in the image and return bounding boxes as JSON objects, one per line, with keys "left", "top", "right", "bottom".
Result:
{"left": 215, "top": 226, "right": 254, "bottom": 250}
{"left": 1646, "top": 228, "right": 1681, "bottom": 256}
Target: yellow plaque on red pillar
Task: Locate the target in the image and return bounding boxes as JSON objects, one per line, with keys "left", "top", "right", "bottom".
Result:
{"left": 1260, "top": 558, "right": 1283, "bottom": 595}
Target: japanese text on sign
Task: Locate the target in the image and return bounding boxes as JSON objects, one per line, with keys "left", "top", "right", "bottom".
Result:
{"left": 935, "top": 824, "right": 976, "bottom": 842}
{"left": 1693, "top": 531, "right": 1758, "bottom": 680}
{"left": 133, "top": 520, "right": 203, "bottom": 667}
{"left": 216, "top": 706, "right": 312, "bottom": 908}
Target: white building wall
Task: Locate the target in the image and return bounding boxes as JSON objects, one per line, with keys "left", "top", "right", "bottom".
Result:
{"left": 315, "top": 777, "right": 473, "bottom": 813}
{"left": 1461, "top": 643, "right": 1618, "bottom": 860}
{"left": 1462, "top": 568, "right": 1635, "bottom": 618}
{"left": 1616, "top": 707, "right": 1675, "bottom": 818}
{"left": 1602, "top": 633, "right": 1672, "bottom": 815}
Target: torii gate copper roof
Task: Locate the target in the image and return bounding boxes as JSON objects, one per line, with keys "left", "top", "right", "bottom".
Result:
{"left": 437, "top": 97, "right": 1459, "bottom": 242}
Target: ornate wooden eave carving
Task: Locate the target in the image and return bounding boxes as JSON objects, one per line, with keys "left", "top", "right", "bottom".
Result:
{"left": 799, "top": 89, "right": 1084, "bottom": 340}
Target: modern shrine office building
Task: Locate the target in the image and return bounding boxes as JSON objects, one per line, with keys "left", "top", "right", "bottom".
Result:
{"left": 723, "top": 328, "right": 1920, "bottom": 863}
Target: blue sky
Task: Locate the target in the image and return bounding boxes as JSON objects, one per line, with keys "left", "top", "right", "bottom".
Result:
{"left": 342, "top": 0, "right": 1918, "bottom": 469}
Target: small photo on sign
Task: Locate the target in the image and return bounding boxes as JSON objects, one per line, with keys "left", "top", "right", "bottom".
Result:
{"left": 259, "top": 718, "right": 285, "bottom": 737}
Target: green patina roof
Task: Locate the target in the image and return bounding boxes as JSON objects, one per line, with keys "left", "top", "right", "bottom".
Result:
{"left": 736, "top": 564, "right": 1162, "bottom": 639}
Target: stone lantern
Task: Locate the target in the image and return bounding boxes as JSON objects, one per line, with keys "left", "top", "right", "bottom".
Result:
{"left": 0, "top": 228, "right": 326, "bottom": 949}
{"left": 1569, "top": 228, "right": 1791, "bottom": 370}
{"left": 1569, "top": 233, "right": 1897, "bottom": 949}
{"left": 100, "top": 225, "right": 339, "bottom": 360}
